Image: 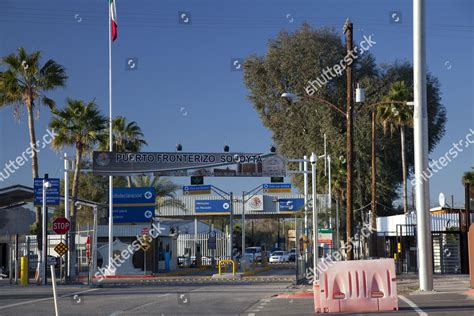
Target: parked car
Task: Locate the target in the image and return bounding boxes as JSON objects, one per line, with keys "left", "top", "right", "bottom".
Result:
{"left": 269, "top": 251, "right": 289, "bottom": 263}
{"left": 288, "top": 249, "right": 296, "bottom": 262}
{"left": 244, "top": 247, "right": 262, "bottom": 262}
{"left": 270, "top": 247, "right": 283, "bottom": 253}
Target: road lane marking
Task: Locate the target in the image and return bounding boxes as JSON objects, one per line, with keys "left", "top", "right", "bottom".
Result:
{"left": 398, "top": 295, "right": 427, "bottom": 316}
{"left": 109, "top": 294, "right": 169, "bottom": 315}
{"left": 0, "top": 297, "right": 52, "bottom": 310}
{"left": 61, "top": 288, "right": 99, "bottom": 298}
{"left": 0, "top": 288, "right": 98, "bottom": 311}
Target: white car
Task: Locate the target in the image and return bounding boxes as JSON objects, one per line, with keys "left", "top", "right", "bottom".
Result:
{"left": 269, "top": 251, "right": 289, "bottom": 263}
{"left": 244, "top": 247, "right": 262, "bottom": 262}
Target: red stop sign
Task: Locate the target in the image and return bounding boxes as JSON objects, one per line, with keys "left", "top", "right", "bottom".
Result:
{"left": 52, "top": 217, "right": 71, "bottom": 234}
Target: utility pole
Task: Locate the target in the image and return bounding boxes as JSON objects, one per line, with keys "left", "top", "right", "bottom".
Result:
{"left": 63, "top": 154, "right": 70, "bottom": 280}
{"left": 310, "top": 153, "right": 318, "bottom": 276}
{"left": 343, "top": 19, "right": 354, "bottom": 260}
{"left": 241, "top": 192, "right": 246, "bottom": 265}
{"left": 229, "top": 192, "right": 234, "bottom": 260}
{"left": 370, "top": 110, "right": 377, "bottom": 256}
{"left": 413, "top": 0, "right": 433, "bottom": 291}
{"left": 303, "top": 155, "right": 309, "bottom": 237}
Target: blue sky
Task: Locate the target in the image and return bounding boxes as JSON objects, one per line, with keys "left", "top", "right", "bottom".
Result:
{"left": 0, "top": 0, "right": 472, "bottom": 208}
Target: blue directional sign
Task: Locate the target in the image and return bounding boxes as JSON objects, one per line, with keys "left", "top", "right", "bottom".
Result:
{"left": 278, "top": 198, "right": 305, "bottom": 212}
{"left": 34, "top": 178, "right": 60, "bottom": 206}
{"left": 263, "top": 183, "right": 291, "bottom": 193}
{"left": 113, "top": 187, "right": 155, "bottom": 204}
{"left": 183, "top": 185, "right": 211, "bottom": 195}
{"left": 195, "top": 200, "right": 231, "bottom": 214}
{"left": 113, "top": 205, "right": 155, "bottom": 223}
{"left": 113, "top": 187, "right": 155, "bottom": 223}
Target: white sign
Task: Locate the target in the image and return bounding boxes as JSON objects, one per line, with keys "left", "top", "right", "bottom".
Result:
{"left": 245, "top": 195, "right": 264, "bottom": 211}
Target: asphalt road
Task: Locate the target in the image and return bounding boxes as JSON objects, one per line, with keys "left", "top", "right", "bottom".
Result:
{"left": 1, "top": 270, "right": 473, "bottom": 316}
{"left": 0, "top": 282, "right": 294, "bottom": 315}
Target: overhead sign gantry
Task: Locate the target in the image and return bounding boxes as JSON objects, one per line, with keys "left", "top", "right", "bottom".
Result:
{"left": 92, "top": 151, "right": 286, "bottom": 177}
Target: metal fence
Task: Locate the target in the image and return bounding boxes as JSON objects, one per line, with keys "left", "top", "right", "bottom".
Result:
{"left": 432, "top": 232, "right": 461, "bottom": 274}
{"left": 17, "top": 231, "right": 92, "bottom": 283}
{"left": 387, "top": 210, "right": 466, "bottom": 275}
{"left": 177, "top": 233, "right": 230, "bottom": 265}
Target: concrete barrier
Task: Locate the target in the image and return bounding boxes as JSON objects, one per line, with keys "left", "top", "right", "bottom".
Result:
{"left": 313, "top": 258, "right": 398, "bottom": 313}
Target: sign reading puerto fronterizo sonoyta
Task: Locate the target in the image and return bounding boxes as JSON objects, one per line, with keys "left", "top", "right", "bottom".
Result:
{"left": 92, "top": 152, "right": 286, "bottom": 177}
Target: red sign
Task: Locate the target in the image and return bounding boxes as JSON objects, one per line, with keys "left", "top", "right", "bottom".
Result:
{"left": 85, "top": 235, "right": 91, "bottom": 258}
{"left": 52, "top": 217, "right": 71, "bottom": 234}
{"left": 141, "top": 227, "right": 150, "bottom": 236}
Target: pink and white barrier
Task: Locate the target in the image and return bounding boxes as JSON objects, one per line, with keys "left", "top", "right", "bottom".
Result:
{"left": 313, "top": 258, "right": 398, "bottom": 313}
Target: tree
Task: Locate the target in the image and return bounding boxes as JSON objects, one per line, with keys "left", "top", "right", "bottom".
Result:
{"left": 131, "top": 175, "right": 183, "bottom": 211}
{"left": 0, "top": 47, "right": 67, "bottom": 227}
{"left": 463, "top": 168, "right": 474, "bottom": 212}
{"left": 378, "top": 81, "right": 414, "bottom": 214}
{"left": 99, "top": 116, "right": 147, "bottom": 187}
{"left": 242, "top": 24, "right": 446, "bottom": 224}
{"left": 52, "top": 160, "right": 128, "bottom": 226}
{"left": 462, "top": 168, "right": 474, "bottom": 185}
{"left": 49, "top": 98, "right": 107, "bottom": 279}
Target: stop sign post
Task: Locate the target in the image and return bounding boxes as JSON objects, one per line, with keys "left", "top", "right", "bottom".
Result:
{"left": 52, "top": 217, "right": 71, "bottom": 235}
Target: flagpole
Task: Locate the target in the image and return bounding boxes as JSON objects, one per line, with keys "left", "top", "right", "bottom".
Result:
{"left": 108, "top": 1, "right": 114, "bottom": 273}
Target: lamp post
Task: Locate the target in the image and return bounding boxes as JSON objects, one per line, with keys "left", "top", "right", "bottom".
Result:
{"left": 355, "top": 84, "right": 377, "bottom": 256}
{"left": 242, "top": 192, "right": 245, "bottom": 265}
{"left": 303, "top": 155, "right": 309, "bottom": 262}
{"left": 413, "top": 0, "right": 433, "bottom": 291}
{"left": 310, "top": 153, "right": 318, "bottom": 276}
{"left": 281, "top": 20, "right": 355, "bottom": 260}
{"left": 355, "top": 84, "right": 414, "bottom": 256}
{"left": 42, "top": 179, "right": 51, "bottom": 285}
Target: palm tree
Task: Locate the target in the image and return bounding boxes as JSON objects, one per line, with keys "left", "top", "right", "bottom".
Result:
{"left": 377, "top": 81, "right": 413, "bottom": 214}
{"left": 99, "top": 116, "right": 147, "bottom": 187}
{"left": 132, "top": 175, "right": 184, "bottom": 211}
{"left": 0, "top": 47, "right": 67, "bottom": 227}
{"left": 462, "top": 168, "right": 474, "bottom": 186}
{"left": 49, "top": 98, "right": 107, "bottom": 279}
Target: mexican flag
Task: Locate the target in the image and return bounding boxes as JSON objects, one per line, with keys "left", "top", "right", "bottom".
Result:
{"left": 110, "top": 0, "right": 117, "bottom": 41}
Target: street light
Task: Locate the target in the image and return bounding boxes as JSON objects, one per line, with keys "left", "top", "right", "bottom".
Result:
{"left": 281, "top": 91, "right": 352, "bottom": 259}
{"left": 310, "top": 152, "right": 318, "bottom": 278}
{"left": 355, "top": 83, "right": 365, "bottom": 103}
{"left": 42, "top": 180, "right": 51, "bottom": 285}
{"left": 355, "top": 85, "right": 378, "bottom": 258}
{"left": 281, "top": 92, "right": 298, "bottom": 102}
{"left": 356, "top": 85, "right": 414, "bottom": 256}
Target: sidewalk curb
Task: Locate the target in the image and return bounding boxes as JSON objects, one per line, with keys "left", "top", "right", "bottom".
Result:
{"left": 242, "top": 266, "right": 272, "bottom": 277}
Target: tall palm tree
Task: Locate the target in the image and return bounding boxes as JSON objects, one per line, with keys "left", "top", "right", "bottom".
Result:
{"left": 49, "top": 98, "right": 107, "bottom": 279}
{"left": 132, "top": 175, "right": 184, "bottom": 211}
{"left": 462, "top": 168, "right": 474, "bottom": 186}
{"left": 377, "top": 81, "right": 413, "bottom": 214}
{"left": 0, "top": 47, "right": 67, "bottom": 227}
{"left": 99, "top": 116, "right": 147, "bottom": 187}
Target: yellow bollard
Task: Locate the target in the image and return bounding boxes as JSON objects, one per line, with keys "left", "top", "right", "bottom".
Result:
{"left": 218, "top": 260, "right": 235, "bottom": 275}
{"left": 20, "top": 256, "right": 28, "bottom": 285}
